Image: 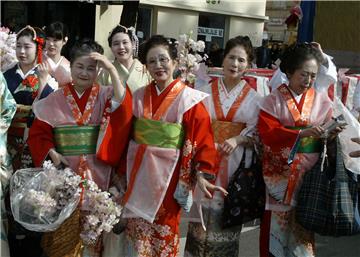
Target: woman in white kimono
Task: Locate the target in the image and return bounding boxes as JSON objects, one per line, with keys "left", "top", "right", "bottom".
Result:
{"left": 98, "top": 24, "right": 151, "bottom": 94}
{"left": 185, "top": 36, "right": 263, "bottom": 257}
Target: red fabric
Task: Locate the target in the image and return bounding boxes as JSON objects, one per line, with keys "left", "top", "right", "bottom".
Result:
{"left": 258, "top": 110, "right": 299, "bottom": 152}
{"left": 96, "top": 87, "right": 133, "bottom": 167}
{"left": 341, "top": 77, "right": 350, "bottom": 105}
{"left": 243, "top": 76, "right": 258, "bottom": 91}
{"left": 328, "top": 83, "right": 335, "bottom": 101}
{"left": 28, "top": 119, "right": 55, "bottom": 166}
{"left": 259, "top": 210, "right": 272, "bottom": 257}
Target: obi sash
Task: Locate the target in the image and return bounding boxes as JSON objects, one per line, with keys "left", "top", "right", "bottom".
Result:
{"left": 286, "top": 126, "right": 322, "bottom": 153}
{"left": 53, "top": 125, "right": 100, "bottom": 156}
{"left": 10, "top": 104, "right": 31, "bottom": 128}
{"left": 211, "top": 120, "right": 246, "bottom": 144}
{"left": 133, "top": 118, "right": 184, "bottom": 149}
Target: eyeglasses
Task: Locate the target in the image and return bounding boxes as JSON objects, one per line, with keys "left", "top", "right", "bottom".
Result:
{"left": 146, "top": 56, "right": 170, "bottom": 67}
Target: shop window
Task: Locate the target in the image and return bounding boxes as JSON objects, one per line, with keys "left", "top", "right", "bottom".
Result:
{"left": 136, "top": 6, "right": 152, "bottom": 45}
{"left": 197, "top": 12, "right": 226, "bottom": 53}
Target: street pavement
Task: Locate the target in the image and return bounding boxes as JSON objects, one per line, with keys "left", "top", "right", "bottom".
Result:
{"left": 179, "top": 221, "right": 360, "bottom": 257}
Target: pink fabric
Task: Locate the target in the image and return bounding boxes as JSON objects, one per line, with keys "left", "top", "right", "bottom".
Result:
{"left": 32, "top": 86, "right": 113, "bottom": 190}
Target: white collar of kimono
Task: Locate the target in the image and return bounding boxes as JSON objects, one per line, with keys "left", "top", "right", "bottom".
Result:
{"left": 288, "top": 87, "right": 303, "bottom": 103}
{"left": 16, "top": 63, "right": 38, "bottom": 79}
{"left": 74, "top": 88, "right": 85, "bottom": 98}
{"left": 155, "top": 84, "right": 167, "bottom": 95}
{"left": 45, "top": 54, "right": 64, "bottom": 69}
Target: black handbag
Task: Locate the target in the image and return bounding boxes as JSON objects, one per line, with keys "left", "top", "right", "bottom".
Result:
{"left": 296, "top": 138, "right": 360, "bottom": 237}
{"left": 222, "top": 155, "right": 265, "bottom": 229}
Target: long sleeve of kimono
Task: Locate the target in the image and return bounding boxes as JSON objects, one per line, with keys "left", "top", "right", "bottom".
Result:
{"left": 258, "top": 110, "right": 299, "bottom": 152}
{"left": 182, "top": 102, "right": 218, "bottom": 177}
{"left": 97, "top": 88, "right": 133, "bottom": 167}
{"left": 27, "top": 118, "right": 55, "bottom": 166}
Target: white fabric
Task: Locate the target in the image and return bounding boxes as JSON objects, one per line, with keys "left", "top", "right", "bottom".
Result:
{"left": 269, "top": 53, "right": 338, "bottom": 92}
{"left": 188, "top": 78, "right": 262, "bottom": 224}
{"left": 352, "top": 80, "right": 360, "bottom": 118}
{"left": 123, "top": 85, "right": 208, "bottom": 223}
{"left": 333, "top": 97, "right": 360, "bottom": 174}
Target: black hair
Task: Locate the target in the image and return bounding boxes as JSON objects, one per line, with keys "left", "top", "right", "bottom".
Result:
{"left": 69, "top": 38, "right": 104, "bottom": 65}
{"left": 139, "top": 35, "right": 177, "bottom": 65}
{"left": 279, "top": 43, "right": 324, "bottom": 75}
{"left": 17, "top": 26, "right": 46, "bottom": 49}
{"left": 107, "top": 25, "right": 134, "bottom": 47}
{"left": 224, "top": 36, "right": 254, "bottom": 63}
{"left": 45, "top": 21, "right": 68, "bottom": 40}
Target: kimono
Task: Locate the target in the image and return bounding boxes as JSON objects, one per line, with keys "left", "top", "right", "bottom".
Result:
{"left": 28, "top": 83, "right": 116, "bottom": 257}
{"left": 257, "top": 84, "right": 332, "bottom": 257}
{"left": 185, "top": 77, "right": 262, "bottom": 257}
{"left": 97, "top": 79, "right": 218, "bottom": 257}
{"left": 97, "top": 58, "right": 151, "bottom": 94}
{"left": 0, "top": 72, "right": 17, "bottom": 257}
{"left": 4, "top": 64, "right": 56, "bottom": 171}
{"left": 43, "top": 55, "right": 72, "bottom": 87}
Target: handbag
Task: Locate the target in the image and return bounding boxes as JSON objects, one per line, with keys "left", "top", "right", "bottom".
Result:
{"left": 222, "top": 155, "right": 265, "bottom": 229}
{"left": 296, "top": 138, "right": 360, "bottom": 237}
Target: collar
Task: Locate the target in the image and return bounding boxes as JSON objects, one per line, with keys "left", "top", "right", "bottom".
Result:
{"left": 15, "top": 63, "right": 38, "bottom": 79}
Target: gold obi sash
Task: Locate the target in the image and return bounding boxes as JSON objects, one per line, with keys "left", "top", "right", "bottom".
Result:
{"left": 286, "top": 126, "right": 322, "bottom": 153}
{"left": 133, "top": 118, "right": 184, "bottom": 149}
{"left": 11, "top": 104, "right": 32, "bottom": 129}
{"left": 211, "top": 120, "right": 246, "bottom": 144}
{"left": 53, "top": 125, "right": 100, "bottom": 156}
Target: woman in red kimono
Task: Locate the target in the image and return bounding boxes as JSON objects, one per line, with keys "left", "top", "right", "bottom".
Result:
{"left": 97, "top": 35, "right": 227, "bottom": 257}
{"left": 258, "top": 43, "right": 340, "bottom": 257}
{"left": 28, "top": 38, "right": 125, "bottom": 257}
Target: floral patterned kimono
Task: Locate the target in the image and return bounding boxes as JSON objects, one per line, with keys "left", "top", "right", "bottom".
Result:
{"left": 185, "top": 77, "right": 262, "bottom": 257}
{"left": 258, "top": 84, "right": 333, "bottom": 257}
{"left": 28, "top": 83, "right": 116, "bottom": 257}
{"left": 0, "top": 72, "right": 17, "bottom": 257}
{"left": 97, "top": 79, "right": 218, "bottom": 257}
{"left": 44, "top": 55, "right": 72, "bottom": 87}
{"left": 4, "top": 63, "right": 56, "bottom": 171}
{"left": 97, "top": 58, "right": 151, "bottom": 94}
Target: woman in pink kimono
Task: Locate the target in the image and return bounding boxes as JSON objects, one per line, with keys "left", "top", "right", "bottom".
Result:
{"left": 258, "top": 43, "right": 340, "bottom": 257}
{"left": 43, "top": 22, "right": 72, "bottom": 87}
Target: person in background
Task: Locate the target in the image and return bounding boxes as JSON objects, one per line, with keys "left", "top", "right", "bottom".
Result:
{"left": 208, "top": 42, "right": 224, "bottom": 67}
{"left": 44, "top": 21, "right": 72, "bottom": 87}
{"left": 185, "top": 36, "right": 262, "bottom": 257}
{"left": 258, "top": 43, "right": 342, "bottom": 257}
{"left": 0, "top": 72, "right": 17, "bottom": 257}
{"left": 97, "top": 35, "right": 227, "bottom": 256}
{"left": 256, "top": 39, "right": 271, "bottom": 68}
{"left": 4, "top": 24, "right": 56, "bottom": 257}
{"left": 28, "top": 38, "right": 125, "bottom": 257}
{"left": 269, "top": 42, "right": 337, "bottom": 92}
{"left": 98, "top": 24, "right": 151, "bottom": 94}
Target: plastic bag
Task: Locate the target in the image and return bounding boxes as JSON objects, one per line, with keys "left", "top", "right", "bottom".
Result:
{"left": 10, "top": 167, "right": 81, "bottom": 232}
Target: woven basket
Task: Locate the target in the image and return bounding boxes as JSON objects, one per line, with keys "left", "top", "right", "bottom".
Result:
{"left": 41, "top": 208, "right": 83, "bottom": 257}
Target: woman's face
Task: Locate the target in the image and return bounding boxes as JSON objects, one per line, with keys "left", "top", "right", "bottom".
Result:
{"left": 71, "top": 54, "right": 98, "bottom": 90}
{"left": 16, "top": 35, "right": 37, "bottom": 67}
{"left": 46, "top": 37, "right": 67, "bottom": 58}
{"left": 288, "top": 59, "right": 318, "bottom": 94}
{"left": 222, "top": 45, "right": 249, "bottom": 80}
{"left": 111, "top": 32, "right": 133, "bottom": 63}
{"left": 146, "top": 45, "right": 176, "bottom": 85}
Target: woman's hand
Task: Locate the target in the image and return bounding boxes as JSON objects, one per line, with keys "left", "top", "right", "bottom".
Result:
{"left": 299, "top": 126, "right": 324, "bottom": 138}
{"left": 37, "top": 62, "right": 50, "bottom": 94}
{"left": 219, "top": 137, "right": 238, "bottom": 156}
{"left": 48, "top": 148, "right": 69, "bottom": 167}
{"left": 89, "top": 52, "right": 125, "bottom": 102}
{"left": 197, "top": 172, "right": 228, "bottom": 199}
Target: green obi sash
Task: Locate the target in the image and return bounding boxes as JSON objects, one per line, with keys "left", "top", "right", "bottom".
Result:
{"left": 53, "top": 125, "right": 100, "bottom": 156}
{"left": 286, "top": 126, "right": 322, "bottom": 153}
{"left": 133, "top": 118, "right": 184, "bottom": 149}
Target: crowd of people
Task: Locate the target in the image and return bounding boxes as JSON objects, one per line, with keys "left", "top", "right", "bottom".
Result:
{"left": 1, "top": 20, "right": 359, "bottom": 257}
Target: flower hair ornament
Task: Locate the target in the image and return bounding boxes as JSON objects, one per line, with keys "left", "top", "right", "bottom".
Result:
{"left": 17, "top": 25, "right": 45, "bottom": 64}
{"left": 110, "top": 24, "right": 139, "bottom": 58}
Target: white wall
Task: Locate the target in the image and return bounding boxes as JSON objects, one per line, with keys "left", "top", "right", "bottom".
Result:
{"left": 229, "top": 17, "right": 264, "bottom": 46}
{"left": 95, "top": 4, "right": 123, "bottom": 58}
{"left": 156, "top": 7, "right": 199, "bottom": 39}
